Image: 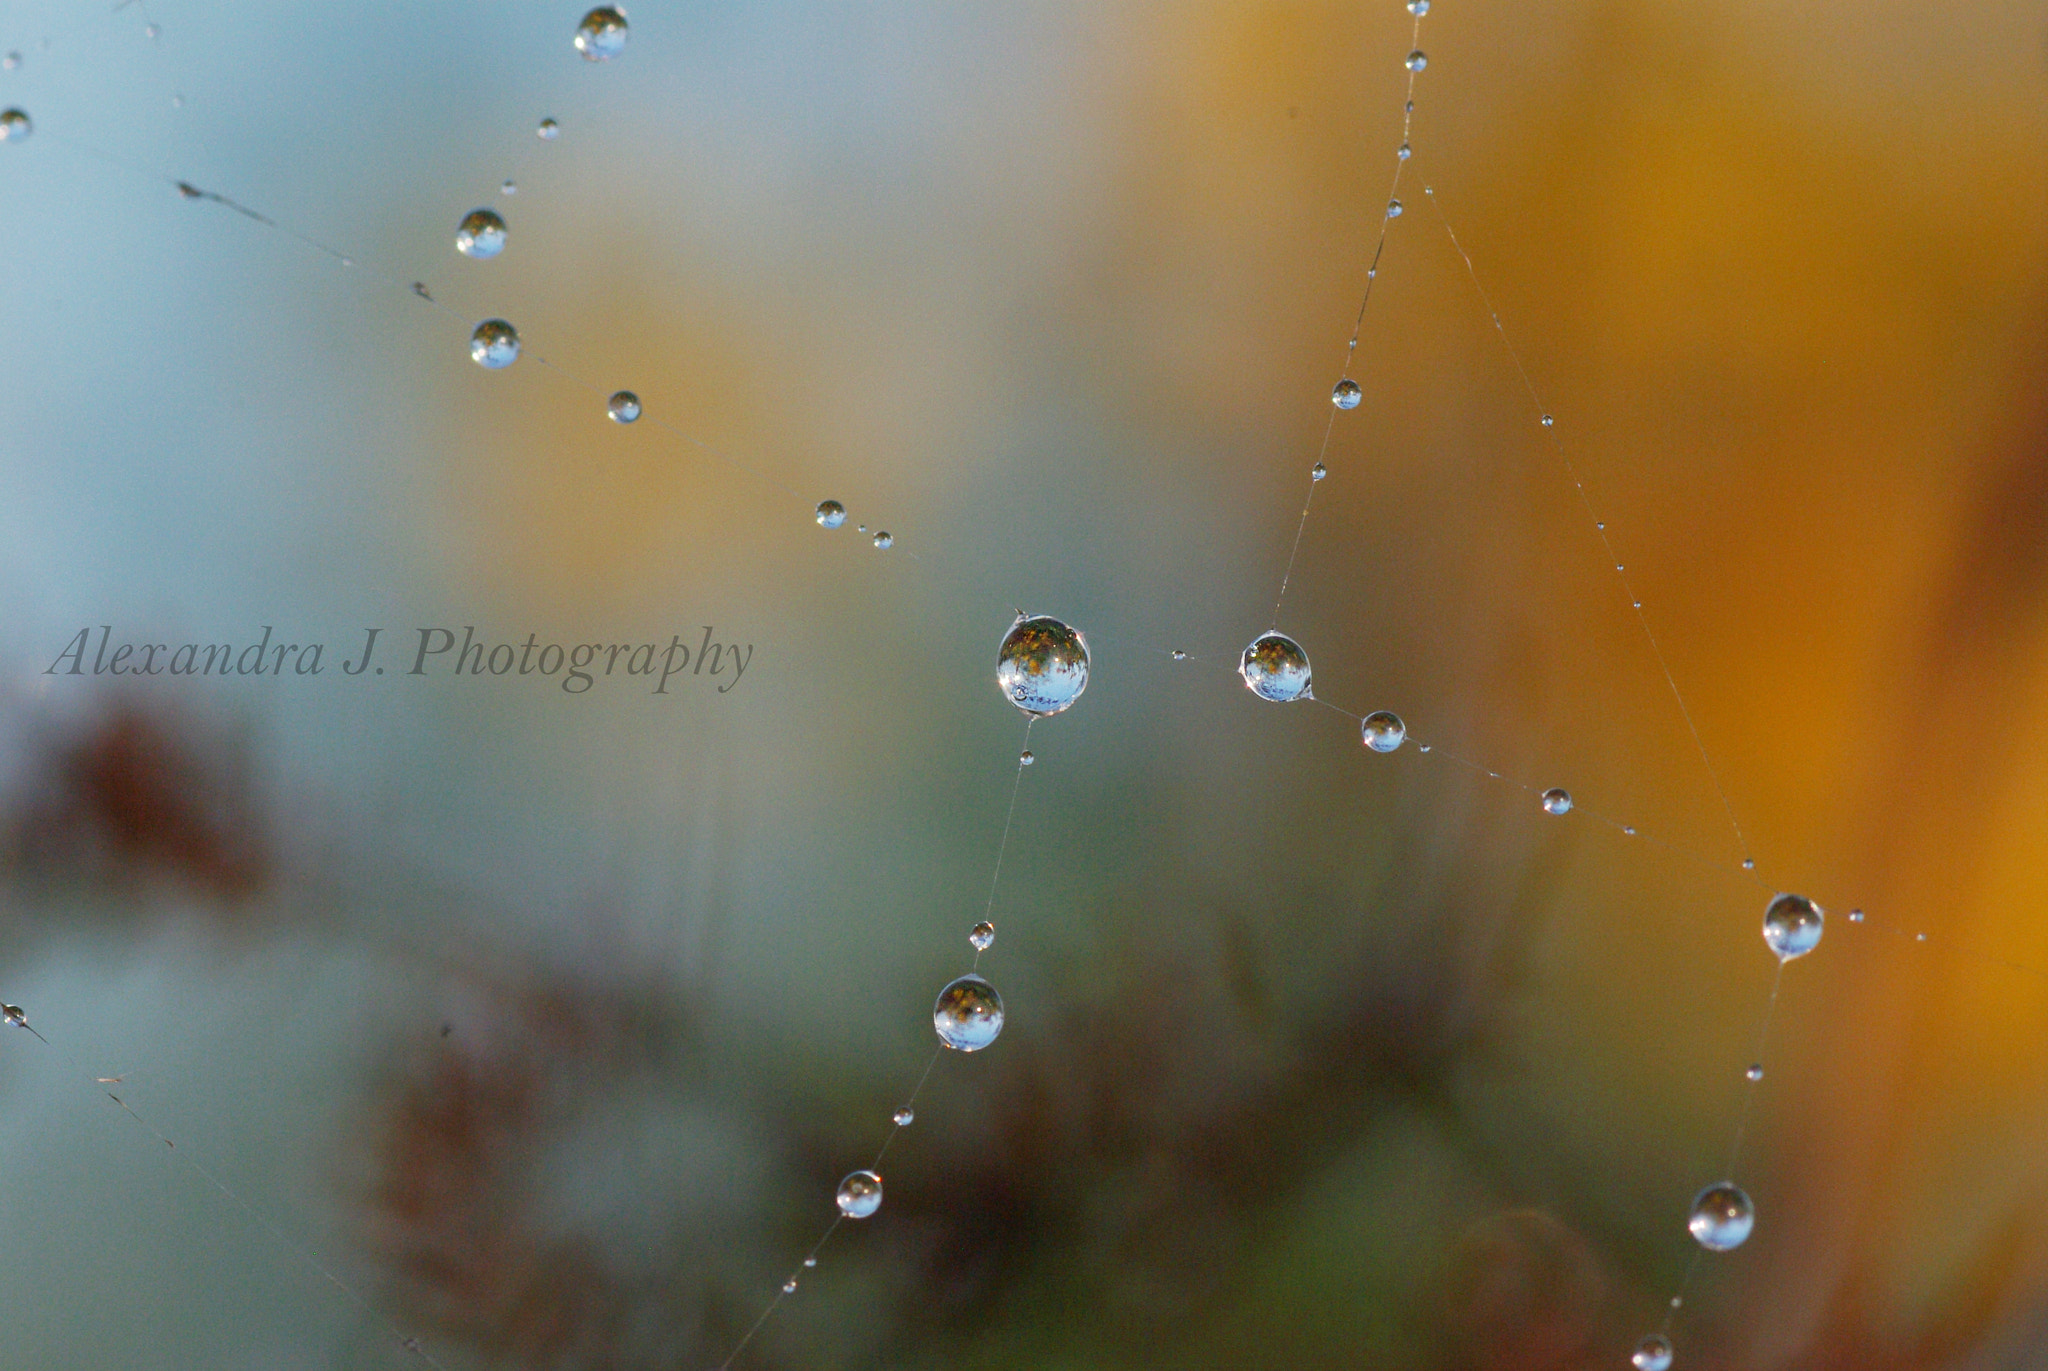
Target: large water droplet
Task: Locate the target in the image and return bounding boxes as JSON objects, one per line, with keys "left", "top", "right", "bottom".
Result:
{"left": 1332, "top": 378, "right": 1362, "bottom": 410}
{"left": 934, "top": 974, "right": 1004, "bottom": 1051}
{"left": 0, "top": 108, "right": 31, "bottom": 142}
{"left": 575, "top": 7, "right": 630, "bottom": 60}
{"left": 1632, "top": 1335, "right": 1672, "bottom": 1371}
{"left": 1361, "top": 710, "right": 1406, "bottom": 752}
{"left": 996, "top": 615, "right": 1090, "bottom": 717}
{"left": 537, "top": 117, "right": 560, "bottom": 140}
{"left": 1240, "top": 632, "right": 1312, "bottom": 702}
{"left": 607, "top": 390, "right": 641, "bottom": 423}
{"left": 835, "top": 1170, "right": 883, "bottom": 1219}
{"left": 469, "top": 320, "right": 520, "bottom": 369}
{"left": 1541, "top": 788, "right": 1572, "bottom": 815}
{"left": 1687, "top": 1183, "right": 1753, "bottom": 1251}
{"left": 1406, "top": 49, "right": 1428, "bottom": 71}
{"left": 1762, "top": 893, "right": 1823, "bottom": 961}
{"left": 455, "top": 208, "right": 506, "bottom": 259}
{"left": 969, "top": 921, "right": 995, "bottom": 951}
{"left": 815, "top": 500, "right": 847, "bottom": 529}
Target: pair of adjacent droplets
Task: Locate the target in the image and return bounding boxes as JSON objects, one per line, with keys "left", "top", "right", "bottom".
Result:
{"left": 1626, "top": 892, "right": 1827, "bottom": 1371}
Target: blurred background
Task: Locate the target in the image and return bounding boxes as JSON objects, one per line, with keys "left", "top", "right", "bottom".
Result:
{"left": 0, "top": 0, "right": 2045, "bottom": 1366}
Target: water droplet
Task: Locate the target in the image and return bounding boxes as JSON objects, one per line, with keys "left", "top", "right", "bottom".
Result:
{"left": 1541, "top": 413, "right": 1554, "bottom": 428}
{"left": 997, "top": 615, "right": 1090, "bottom": 717}
{"left": 1171, "top": 650, "right": 1187, "bottom": 660}
{"left": 1, "top": 1003, "right": 25, "bottom": 1029}
{"left": 835, "top": 1170, "right": 883, "bottom": 1219}
{"left": 783, "top": 1278, "right": 798, "bottom": 1293}
{"left": 145, "top": 22, "right": 160, "bottom": 39}
{"left": 606, "top": 390, "right": 641, "bottom": 423}
{"left": 2, "top": 52, "right": 19, "bottom": 70}
{"left": 1742, "top": 858, "right": 1756, "bottom": 870}
{"left": 802, "top": 1256, "right": 816, "bottom": 1267}
{"left": 1407, "top": 0, "right": 1430, "bottom": 13}
{"left": 455, "top": 208, "right": 506, "bottom": 259}
{"left": 1688, "top": 1182, "right": 1754, "bottom": 1251}
{"left": 500, "top": 179, "right": 517, "bottom": 195}
{"left": 537, "top": 117, "right": 560, "bottom": 140}
{"left": 171, "top": 94, "right": 184, "bottom": 108}
{"left": 1762, "top": 892, "right": 1823, "bottom": 961}
{"left": 1916, "top": 931, "right": 1927, "bottom": 942}
{"left": 934, "top": 974, "right": 1004, "bottom": 1051}
{"left": 1849, "top": 909, "right": 1865, "bottom": 923}
{"left": 1669, "top": 1296, "right": 1683, "bottom": 1309}
{"left": 0, "top": 108, "right": 31, "bottom": 142}
{"left": 1418, "top": 743, "right": 1431, "bottom": 753}
{"left": 1240, "top": 632, "right": 1312, "bottom": 702}
{"left": 969, "top": 921, "right": 995, "bottom": 951}
{"left": 1018, "top": 750, "right": 1034, "bottom": 766}
{"left": 815, "top": 500, "right": 847, "bottom": 529}
{"left": 857, "top": 524, "right": 867, "bottom": 533}
{"left": 1332, "top": 378, "right": 1363, "bottom": 410}
{"left": 892, "top": 1107, "right": 914, "bottom": 1126}
{"left": 1386, "top": 199, "right": 1403, "bottom": 218}
{"left": 1397, "top": 142, "right": 1411, "bottom": 160}
{"left": 575, "top": 6, "right": 630, "bottom": 60}
{"left": 1541, "top": 788, "right": 1572, "bottom": 815}
{"left": 872, "top": 531, "right": 893, "bottom": 550}
{"left": 1595, "top": 521, "right": 1605, "bottom": 530}
{"left": 469, "top": 320, "right": 520, "bottom": 369}
{"left": 1361, "top": 710, "right": 1406, "bottom": 752}
{"left": 1406, "top": 49, "right": 1427, "bottom": 71}
{"left": 411, "top": 282, "right": 432, "bottom": 300}
{"left": 1623, "top": 825, "right": 1636, "bottom": 835}
{"left": 1311, "top": 462, "right": 1327, "bottom": 482}
{"left": 1746, "top": 1064, "right": 1763, "bottom": 1082}
{"left": 1631, "top": 1335, "right": 1672, "bottom": 1371}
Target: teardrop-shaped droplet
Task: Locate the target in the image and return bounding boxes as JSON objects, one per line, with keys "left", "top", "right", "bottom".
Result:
{"left": 1761, "top": 893, "right": 1823, "bottom": 961}
{"left": 1240, "top": 632, "right": 1312, "bottom": 702}
{"left": 455, "top": 208, "right": 506, "bottom": 259}
{"left": 835, "top": 1169, "right": 883, "bottom": 1219}
{"left": 469, "top": 319, "right": 520, "bottom": 369}
{"left": 969, "top": 921, "right": 995, "bottom": 951}
{"left": 815, "top": 500, "right": 847, "bottom": 529}
{"left": 1361, "top": 710, "right": 1406, "bottom": 753}
{"left": 1386, "top": 199, "right": 1403, "bottom": 218}
{"left": 892, "top": 1107, "right": 914, "bottom": 1126}
{"left": 996, "top": 615, "right": 1090, "bottom": 717}
{"left": 574, "top": 6, "right": 629, "bottom": 61}
{"left": 0, "top": 108, "right": 31, "bottom": 142}
{"left": 1631, "top": 1335, "right": 1672, "bottom": 1371}
{"left": 933, "top": 973, "right": 1004, "bottom": 1051}
{"left": 1311, "top": 462, "right": 1327, "bottom": 482}
{"left": 606, "top": 390, "right": 641, "bottom": 423}
{"left": 1541, "top": 787, "right": 1572, "bottom": 815}
{"left": 1332, "top": 378, "right": 1362, "bottom": 410}
{"left": 1406, "top": 49, "right": 1428, "bottom": 71}
{"left": 1687, "top": 1182, "right": 1754, "bottom": 1251}
{"left": 537, "top": 117, "right": 560, "bottom": 140}
{"left": 872, "top": 531, "right": 893, "bottom": 550}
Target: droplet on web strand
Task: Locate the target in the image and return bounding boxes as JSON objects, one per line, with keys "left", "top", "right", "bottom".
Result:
{"left": 1361, "top": 711, "right": 1405, "bottom": 753}
{"left": 455, "top": 208, "right": 506, "bottom": 259}
{"left": 575, "top": 7, "right": 630, "bottom": 61}
{"left": 998, "top": 615, "right": 1090, "bottom": 717}
{"left": 1632, "top": 1335, "right": 1672, "bottom": 1371}
{"left": 1763, "top": 893, "right": 1823, "bottom": 961}
{"left": 1333, "top": 378, "right": 1362, "bottom": 410}
{"left": 835, "top": 1170, "right": 883, "bottom": 1219}
{"left": 872, "top": 531, "right": 893, "bottom": 550}
{"left": 1240, "top": 632, "right": 1312, "bottom": 702}
{"left": 1406, "top": 50, "right": 1427, "bottom": 71}
{"left": 606, "top": 391, "right": 641, "bottom": 423}
{"left": 815, "top": 500, "right": 847, "bottom": 529}
{"left": 537, "top": 116, "right": 560, "bottom": 140}
{"left": 892, "top": 1107, "right": 914, "bottom": 1126}
{"left": 1541, "top": 788, "right": 1572, "bottom": 816}
{"left": 934, "top": 974, "right": 1004, "bottom": 1051}
{"left": 468, "top": 320, "right": 520, "bottom": 369}
{"left": 1688, "top": 1182, "right": 1753, "bottom": 1251}
{"left": 969, "top": 921, "right": 995, "bottom": 951}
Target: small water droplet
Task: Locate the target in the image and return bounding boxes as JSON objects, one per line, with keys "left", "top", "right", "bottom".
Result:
{"left": 1633, "top": 601, "right": 1643, "bottom": 609}
{"left": 803, "top": 1256, "right": 817, "bottom": 1267}
{"left": 0, "top": 108, "right": 31, "bottom": 142}
{"left": 1398, "top": 142, "right": 1411, "bottom": 160}
{"left": 815, "top": 500, "right": 847, "bottom": 529}
{"left": 1595, "top": 521, "right": 1605, "bottom": 530}
{"left": 170, "top": 93, "right": 184, "bottom": 108}
{"left": 783, "top": 1278, "right": 797, "bottom": 1294}
{"left": 3, "top": 52, "right": 20, "bottom": 70}
{"left": 455, "top": 208, "right": 507, "bottom": 259}
{"left": 1541, "top": 788, "right": 1572, "bottom": 815}
{"left": 1171, "top": 650, "right": 1187, "bottom": 660}
{"left": 934, "top": 974, "right": 1004, "bottom": 1051}
{"left": 1746, "top": 1063, "right": 1763, "bottom": 1082}
{"left": 1669, "top": 1296, "right": 1683, "bottom": 1310}
{"left": 1407, "top": 0, "right": 1430, "bottom": 13}
{"left": 1688, "top": 1182, "right": 1754, "bottom": 1251}
{"left": 998, "top": 615, "right": 1090, "bottom": 717}
{"left": 1631, "top": 1334, "right": 1672, "bottom": 1371}
{"left": 145, "top": 22, "right": 160, "bottom": 39}
{"left": 872, "top": 531, "right": 893, "bottom": 550}
{"left": 1240, "top": 632, "right": 1312, "bottom": 703}
{"left": 892, "top": 1107, "right": 914, "bottom": 1126}
{"left": 1361, "top": 710, "right": 1406, "bottom": 753}
{"left": 1311, "top": 462, "right": 1327, "bottom": 481}
{"left": 1386, "top": 199, "right": 1403, "bottom": 218}
{"left": 607, "top": 390, "right": 641, "bottom": 423}
{"left": 1916, "top": 931, "right": 1927, "bottom": 942}
{"left": 575, "top": 6, "right": 630, "bottom": 61}
{"left": 1742, "top": 858, "right": 1756, "bottom": 870}
{"left": 1332, "top": 378, "right": 1362, "bottom": 410}
{"left": 835, "top": 1169, "right": 883, "bottom": 1219}
{"left": 1418, "top": 743, "right": 1432, "bottom": 753}
{"left": 970, "top": 921, "right": 995, "bottom": 951}
{"left": 537, "top": 117, "right": 560, "bottom": 140}
{"left": 1849, "top": 909, "right": 1865, "bottom": 923}
{"left": 1540, "top": 413, "right": 1554, "bottom": 427}
{"left": 1762, "top": 893, "right": 1823, "bottom": 961}
{"left": 468, "top": 319, "right": 520, "bottom": 369}
{"left": 1406, "top": 49, "right": 1427, "bottom": 71}
{"left": 1623, "top": 825, "right": 1636, "bottom": 835}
